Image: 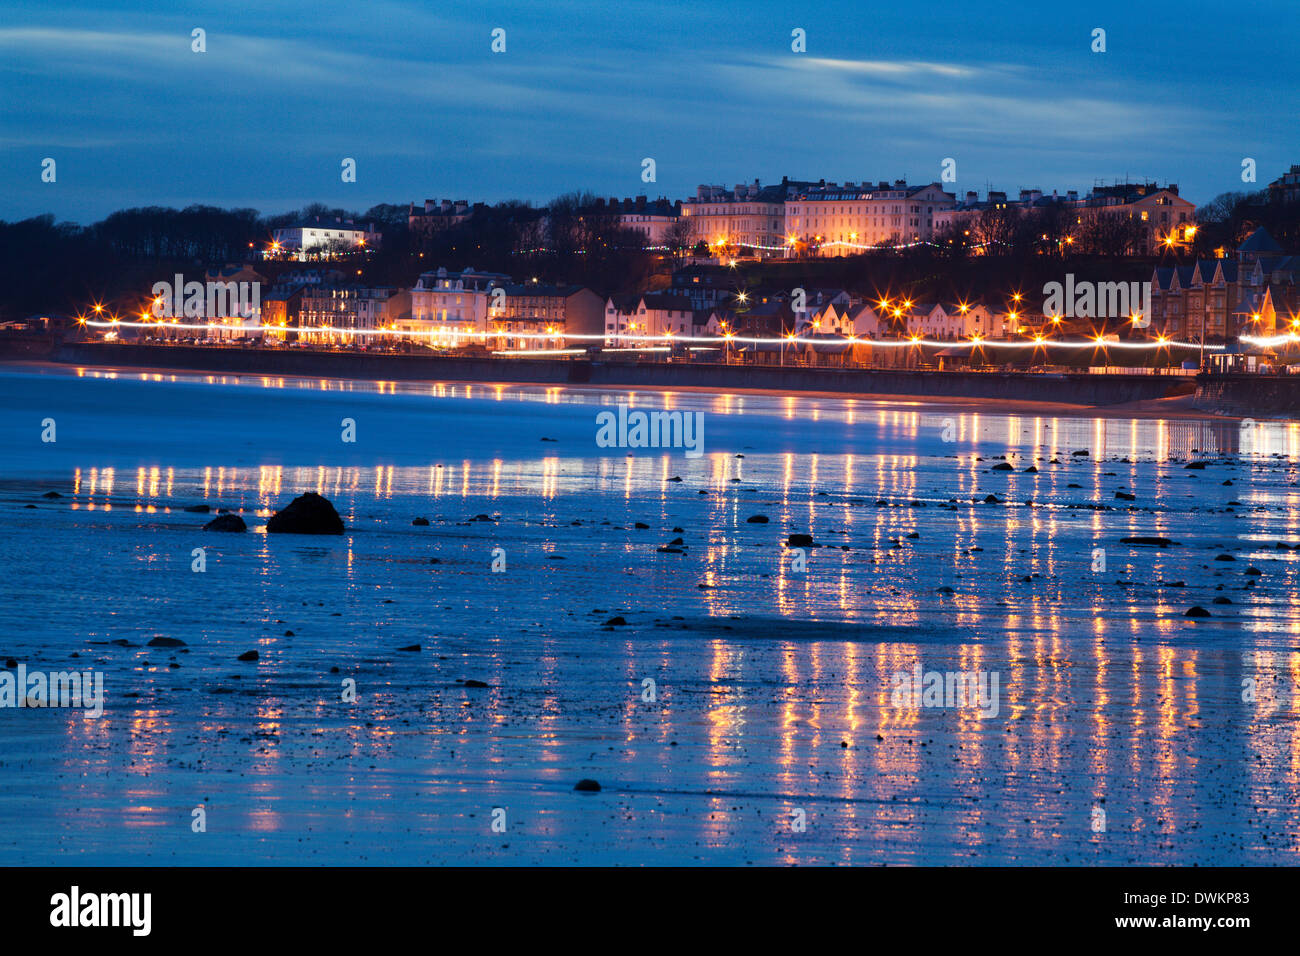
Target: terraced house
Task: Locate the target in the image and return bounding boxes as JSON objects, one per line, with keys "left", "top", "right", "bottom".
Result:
{"left": 784, "top": 181, "right": 955, "bottom": 254}
{"left": 1149, "top": 228, "right": 1297, "bottom": 342}
{"left": 404, "top": 267, "right": 510, "bottom": 348}
{"left": 488, "top": 283, "right": 604, "bottom": 349}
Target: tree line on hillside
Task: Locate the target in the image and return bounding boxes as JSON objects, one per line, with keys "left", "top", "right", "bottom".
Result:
{"left": 5, "top": 186, "right": 1300, "bottom": 324}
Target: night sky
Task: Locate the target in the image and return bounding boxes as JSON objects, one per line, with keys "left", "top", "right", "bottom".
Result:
{"left": 2, "top": 0, "right": 1295, "bottom": 222}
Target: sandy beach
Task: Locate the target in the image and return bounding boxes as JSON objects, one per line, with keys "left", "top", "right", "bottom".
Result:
{"left": 1, "top": 361, "right": 1297, "bottom": 865}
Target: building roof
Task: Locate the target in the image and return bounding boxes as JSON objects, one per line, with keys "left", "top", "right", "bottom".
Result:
{"left": 1238, "top": 227, "right": 1283, "bottom": 254}
{"left": 500, "top": 283, "right": 586, "bottom": 297}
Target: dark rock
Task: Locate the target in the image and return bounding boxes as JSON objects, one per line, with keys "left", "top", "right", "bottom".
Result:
{"left": 1245, "top": 566, "right": 1262, "bottom": 575}
{"left": 1071, "top": 450, "right": 1089, "bottom": 457}
{"left": 634, "top": 522, "right": 650, "bottom": 529}
{"left": 147, "top": 637, "right": 187, "bottom": 647}
{"left": 1215, "top": 553, "right": 1236, "bottom": 561}
{"left": 41, "top": 491, "right": 62, "bottom": 499}
{"left": 1121, "top": 536, "right": 1173, "bottom": 547}
{"left": 398, "top": 644, "right": 421, "bottom": 651}
{"left": 237, "top": 650, "right": 260, "bottom": 661}
{"left": 983, "top": 494, "right": 1002, "bottom": 504}
{"left": 1212, "top": 596, "right": 1233, "bottom": 605}
{"left": 787, "top": 533, "right": 814, "bottom": 546}
{"left": 267, "top": 493, "right": 344, "bottom": 535}
{"left": 991, "top": 462, "right": 1014, "bottom": 471}
{"left": 412, "top": 517, "right": 430, "bottom": 526}
{"left": 746, "top": 514, "right": 770, "bottom": 524}
{"left": 463, "top": 679, "right": 489, "bottom": 688}
{"left": 574, "top": 779, "right": 602, "bottom": 792}
{"left": 1184, "top": 606, "right": 1211, "bottom": 618}
{"left": 1114, "top": 491, "right": 1136, "bottom": 501}
{"left": 204, "top": 513, "right": 247, "bottom": 532}
{"left": 603, "top": 616, "right": 627, "bottom": 626}
{"left": 183, "top": 504, "right": 211, "bottom": 513}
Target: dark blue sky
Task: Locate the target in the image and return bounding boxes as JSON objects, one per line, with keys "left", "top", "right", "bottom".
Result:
{"left": 2, "top": 0, "right": 1295, "bottom": 223}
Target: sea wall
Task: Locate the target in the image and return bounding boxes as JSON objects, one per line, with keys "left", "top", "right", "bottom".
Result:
{"left": 46, "top": 342, "right": 1192, "bottom": 407}
{"left": 1193, "top": 374, "right": 1300, "bottom": 418}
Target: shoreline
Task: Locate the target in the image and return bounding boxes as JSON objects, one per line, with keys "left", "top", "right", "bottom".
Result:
{"left": 3, "top": 345, "right": 1246, "bottom": 423}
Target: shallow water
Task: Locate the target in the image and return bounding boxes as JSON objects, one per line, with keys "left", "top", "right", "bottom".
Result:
{"left": 1, "top": 363, "right": 1298, "bottom": 864}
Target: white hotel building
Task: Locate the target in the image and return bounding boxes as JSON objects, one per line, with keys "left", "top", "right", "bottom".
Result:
{"left": 270, "top": 217, "right": 382, "bottom": 261}
{"left": 784, "top": 181, "right": 955, "bottom": 254}
{"left": 680, "top": 178, "right": 955, "bottom": 258}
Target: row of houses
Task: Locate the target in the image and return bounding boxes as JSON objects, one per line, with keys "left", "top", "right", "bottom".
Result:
{"left": 664, "top": 177, "right": 1196, "bottom": 256}
{"left": 1148, "top": 227, "right": 1300, "bottom": 341}
{"left": 397, "top": 174, "right": 1208, "bottom": 261}
{"left": 181, "top": 226, "right": 1300, "bottom": 352}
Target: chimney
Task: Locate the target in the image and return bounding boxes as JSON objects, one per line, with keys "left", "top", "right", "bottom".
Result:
{"left": 424, "top": 199, "right": 434, "bottom": 213}
{"left": 965, "top": 190, "right": 978, "bottom": 204}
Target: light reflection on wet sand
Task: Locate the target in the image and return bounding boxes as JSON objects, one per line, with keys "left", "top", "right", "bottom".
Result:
{"left": 1, "top": 366, "right": 1299, "bottom": 863}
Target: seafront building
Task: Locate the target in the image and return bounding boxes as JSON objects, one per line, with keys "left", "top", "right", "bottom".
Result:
{"left": 489, "top": 283, "right": 605, "bottom": 349}
{"left": 297, "top": 287, "right": 411, "bottom": 344}
{"left": 403, "top": 267, "right": 510, "bottom": 347}
{"left": 1150, "top": 227, "right": 1300, "bottom": 342}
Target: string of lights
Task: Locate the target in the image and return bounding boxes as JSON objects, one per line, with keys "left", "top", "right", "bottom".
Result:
{"left": 80, "top": 318, "right": 1236, "bottom": 351}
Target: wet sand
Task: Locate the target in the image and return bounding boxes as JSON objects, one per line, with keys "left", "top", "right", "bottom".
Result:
{"left": 0, "top": 363, "right": 1297, "bottom": 865}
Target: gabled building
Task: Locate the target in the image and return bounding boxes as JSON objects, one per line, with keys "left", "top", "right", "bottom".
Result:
{"left": 1149, "top": 228, "right": 1295, "bottom": 342}
{"left": 603, "top": 294, "right": 694, "bottom": 347}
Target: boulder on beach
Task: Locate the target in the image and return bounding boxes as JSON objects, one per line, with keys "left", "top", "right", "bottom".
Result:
{"left": 266, "top": 493, "right": 344, "bottom": 535}
{"left": 204, "top": 513, "right": 247, "bottom": 532}
{"left": 787, "top": 533, "right": 814, "bottom": 546}
{"left": 574, "top": 779, "right": 602, "bottom": 792}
